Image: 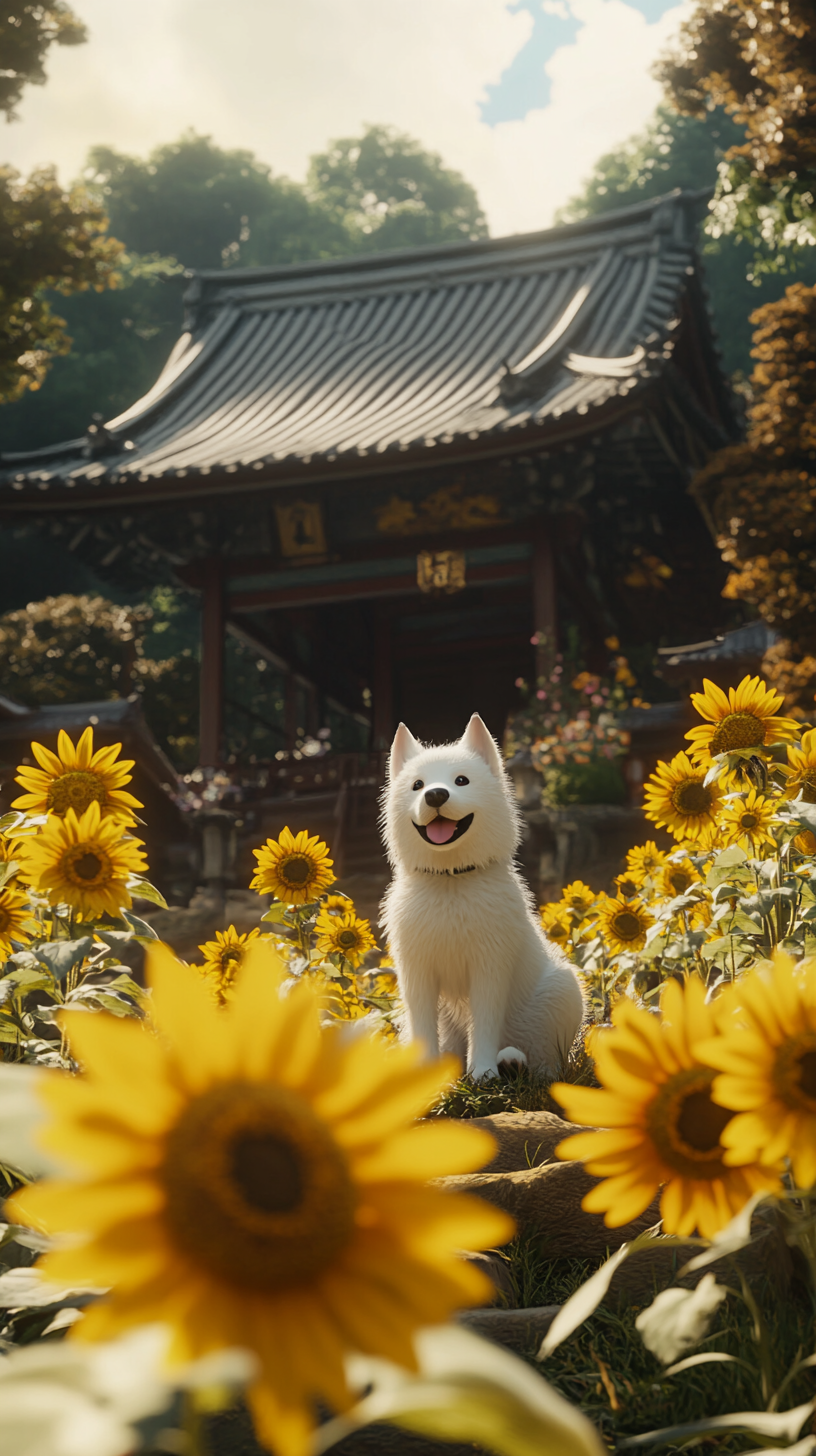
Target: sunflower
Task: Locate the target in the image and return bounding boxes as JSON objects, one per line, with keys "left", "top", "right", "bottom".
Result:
{"left": 315, "top": 910, "right": 377, "bottom": 969}
{"left": 551, "top": 977, "right": 781, "bottom": 1237}
{"left": 697, "top": 952, "right": 816, "bottom": 1190}
{"left": 783, "top": 728, "right": 816, "bottom": 804}
{"left": 718, "top": 787, "right": 777, "bottom": 856}
{"left": 685, "top": 675, "right": 800, "bottom": 766}
{"left": 643, "top": 751, "right": 721, "bottom": 844}
{"left": 626, "top": 842, "right": 666, "bottom": 878}
{"left": 795, "top": 830, "right": 816, "bottom": 856}
{"left": 321, "top": 894, "right": 353, "bottom": 914}
{"left": 614, "top": 871, "right": 643, "bottom": 901}
{"left": 658, "top": 857, "right": 700, "bottom": 901}
{"left": 251, "top": 828, "right": 335, "bottom": 905}
{"left": 9, "top": 943, "right": 513, "bottom": 1456}
{"left": 540, "top": 903, "right": 573, "bottom": 947}
{"left": 0, "top": 885, "right": 35, "bottom": 954}
{"left": 597, "top": 896, "right": 653, "bottom": 954}
{"left": 13, "top": 728, "right": 143, "bottom": 824}
{"left": 18, "top": 802, "right": 147, "bottom": 919}
{"left": 197, "top": 925, "right": 262, "bottom": 1005}
{"left": 560, "top": 881, "right": 597, "bottom": 920}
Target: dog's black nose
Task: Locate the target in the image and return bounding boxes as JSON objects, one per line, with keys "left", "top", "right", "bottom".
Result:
{"left": 424, "top": 786, "right": 449, "bottom": 808}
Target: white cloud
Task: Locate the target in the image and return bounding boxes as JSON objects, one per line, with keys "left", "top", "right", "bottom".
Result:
{"left": 0, "top": 0, "right": 692, "bottom": 236}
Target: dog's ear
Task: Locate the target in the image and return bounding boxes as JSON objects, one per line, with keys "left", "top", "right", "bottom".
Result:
{"left": 389, "top": 723, "right": 423, "bottom": 779}
{"left": 460, "top": 714, "right": 504, "bottom": 777}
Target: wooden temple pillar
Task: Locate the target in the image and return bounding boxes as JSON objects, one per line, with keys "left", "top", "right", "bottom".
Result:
{"left": 372, "top": 607, "right": 394, "bottom": 751}
{"left": 199, "top": 557, "right": 225, "bottom": 767}
{"left": 533, "top": 525, "right": 557, "bottom": 680}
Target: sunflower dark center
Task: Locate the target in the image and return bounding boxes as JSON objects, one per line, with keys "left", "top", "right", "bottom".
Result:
{"left": 282, "top": 855, "right": 311, "bottom": 886}
{"left": 337, "top": 930, "right": 358, "bottom": 949}
{"left": 672, "top": 780, "right": 712, "bottom": 815}
{"left": 669, "top": 871, "right": 692, "bottom": 894}
{"left": 675, "top": 1089, "right": 733, "bottom": 1153}
{"left": 49, "top": 771, "right": 106, "bottom": 816}
{"left": 612, "top": 911, "right": 642, "bottom": 941}
{"left": 73, "top": 851, "right": 103, "bottom": 881}
{"left": 0, "top": 909, "right": 10, "bottom": 933}
{"left": 796, "top": 1050, "right": 816, "bottom": 1104}
{"left": 709, "top": 712, "right": 765, "bottom": 757}
{"left": 740, "top": 812, "right": 758, "bottom": 829}
{"left": 230, "top": 1132, "right": 303, "bottom": 1214}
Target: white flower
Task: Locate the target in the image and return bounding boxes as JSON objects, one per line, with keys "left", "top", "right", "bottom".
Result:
{"left": 0, "top": 1326, "right": 172, "bottom": 1456}
{"left": 635, "top": 1273, "right": 728, "bottom": 1366}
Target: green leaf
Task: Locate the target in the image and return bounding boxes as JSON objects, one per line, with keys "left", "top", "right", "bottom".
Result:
{"left": 0, "top": 860, "right": 20, "bottom": 891}
{"left": 261, "top": 903, "right": 292, "bottom": 924}
{"left": 127, "top": 877, "right": 168, "bottom": 910}
{"left": 619, "top": 1400, "right": 814, "bottom": 1448}
{"left": 0, "top": 812, "right": 24, "bottom": 832}
{"left": 315, "top": 1325, "right": 605, "bottom": 1456}
{"left": 35, "top": 938, "right": 94, "bottom": 981}
{"left": 122, "top": 912, "right": 158, "bottom": 943}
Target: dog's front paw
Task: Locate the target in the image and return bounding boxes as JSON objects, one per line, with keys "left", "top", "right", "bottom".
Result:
{"left": 470, "top": 1063, "right": 500, "bottom": 1083}
{"left": 497, "top": 1046, "right": 528, "bottom": 1075}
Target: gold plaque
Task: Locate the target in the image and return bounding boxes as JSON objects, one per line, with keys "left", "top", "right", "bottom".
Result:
{"left": 274, "top": 501, "right": 327, "bottom": 558}
{"left": 417, "top": 549, "right": 466, "bottom": 595}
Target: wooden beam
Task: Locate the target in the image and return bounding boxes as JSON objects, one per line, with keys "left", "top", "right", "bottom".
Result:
{"left": 199, "top": 557, "right": 224, "bottom": 767}
{"left": 229, "top": 558, "right": 529, "bottom": 612}
{"left": 532, "top": 526, "right": 557, "bottom": 679}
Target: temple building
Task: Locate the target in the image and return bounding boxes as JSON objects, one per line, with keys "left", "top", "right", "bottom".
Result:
{"left": 0, "top": 189, "right": 738, "bottom": 783}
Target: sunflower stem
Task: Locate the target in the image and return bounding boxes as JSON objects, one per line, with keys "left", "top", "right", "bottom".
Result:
{"left": 182, "top": 1391, "right": 210, "bottom": 1456}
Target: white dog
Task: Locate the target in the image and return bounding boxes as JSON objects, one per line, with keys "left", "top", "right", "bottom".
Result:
{"left": 380, "top": 713, "right": 584, "bottom": 1080}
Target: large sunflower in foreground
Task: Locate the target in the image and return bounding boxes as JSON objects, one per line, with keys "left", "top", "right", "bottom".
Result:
{"left": 551, "top": 978, "right": 780, "bottom": 1237}
{"left": 643, "top": 751, "right": 721, "bottom": 844}
{"left": 13, "top": 728, "right": 143, "bottom": 824}
{"left": 315, "top": 909, "right": 376, "bottom": 968}
{"left": 685, "top": 675, "right": 799, "bottom": 766}
{"left": 19, "top": 802, "right": 147, "bottom": 918}
{"left": 9, "top": 943, "right": 512, "bottom": 1456}
{"left": 597, "top": 896, "right": 653, "bottom": 954}
{"left": 251, "top": 828, "right": 335, "bottom": 905}
{"left": 197, "top": 925, "right": 262, "bottom": 1005}
{"left": 697, "top": 952, "right": 816, "bottom": 1190}
{"left": 0, "top": 884, "right": 35, "bottom": 953}
{"left": 718, "top": 787, "right": 777, "bottom": 856}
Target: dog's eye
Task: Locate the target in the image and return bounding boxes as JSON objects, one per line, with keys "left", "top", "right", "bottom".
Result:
{"left": 412, "top": 779, "right": 424, "bottom": 791}
{"left": 455, "top": 775, "right": 470, "bottom": 786}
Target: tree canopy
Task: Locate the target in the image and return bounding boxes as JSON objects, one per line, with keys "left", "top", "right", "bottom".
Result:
{"left": 0, "top": 2, "right": 85, "bottom": 119}
{"left": 0, "top": 127, "right": 487, "bottom": 451}
{"left": 657, "top": 0, "right": 816, "bottom": 266}
{"left": 558, "top": 105, "right": 816, "bottom": 377}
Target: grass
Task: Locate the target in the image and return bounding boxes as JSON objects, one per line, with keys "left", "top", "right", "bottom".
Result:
{"left": 491, "top": 1235, "right": 816, "bottom": 1448}
{"left": 431, "top": 1027, "right": 597, "bottom": 1119}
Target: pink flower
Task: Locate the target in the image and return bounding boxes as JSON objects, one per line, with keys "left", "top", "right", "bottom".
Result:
{"left": 591, "top": 694, "right": 604, "bottom": 707}
{"left": 515, "top": 677, "right": 525, "bottom": 688}
{"left": 536, "top": 689, "right": 547, "bottom": 700}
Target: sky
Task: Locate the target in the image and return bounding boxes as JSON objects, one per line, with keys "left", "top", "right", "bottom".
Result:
{"left": 2, "top": 0, "right": 691, "bottom": 238}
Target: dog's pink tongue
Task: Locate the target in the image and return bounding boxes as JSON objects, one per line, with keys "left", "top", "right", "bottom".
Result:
{"left": 426, "top": 817, "right": 457, "bottom": 844}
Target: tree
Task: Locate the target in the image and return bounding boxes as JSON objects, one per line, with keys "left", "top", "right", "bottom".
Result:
{"left": 0, "top": 2, "right": 86, "bottom": 119}
{"left": 0, "top": 590, "right": 200, "bottom": 766}
{"left": 307, "top": 124, "right": 487, "bottom": 250}
{"left": 691, "top": 282, "right": 816, "bottom": 712}
{"left": 0, "top": 127, "right": 488, "bottom": 452}
{"left": 657, "top": 0, "right": 816, "bottom": 266}
{"left": 0, "top": 2, "right": 125, "bottom": 405}
{"left": 557, "top": 105, "right": 816, "bottom": 377}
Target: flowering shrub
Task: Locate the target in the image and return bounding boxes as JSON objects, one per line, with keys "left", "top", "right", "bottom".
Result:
{"left": 505, "top": 634, "right": 642, "bottom": 805}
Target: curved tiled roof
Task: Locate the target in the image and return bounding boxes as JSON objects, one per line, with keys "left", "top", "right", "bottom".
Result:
{"left": 1, "top": 189, "right": 733, "bottom": 503}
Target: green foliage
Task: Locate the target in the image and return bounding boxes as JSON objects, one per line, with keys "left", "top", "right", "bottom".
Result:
{"left": 542, "top": 759, "right": 626, "bottom": 808}
{"left": 0, "top": 589, "right": 200, "bottom": 769}
{"left": 558, "top": 105, "right": 816, "bottom": 378}
{"left": 0, "top": 2, "right": 86, "bottom": 120}
{"left": 0, "top": 166, "right": 124, "bottom": 403}
{"left": 0, "top": 127, "right": 488, "bottom": 452}
{"left": 657, "top": 0, "right": 816, "bottom": 267}
{"left": 307, "top": 123, "right": 487, "bottom": 251}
